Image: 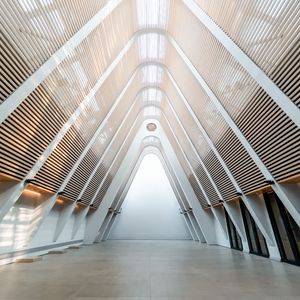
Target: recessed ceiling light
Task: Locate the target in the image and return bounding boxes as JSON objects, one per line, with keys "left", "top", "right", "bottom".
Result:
{"left": 146, "top": 123, "right": 157, "bottom": 131}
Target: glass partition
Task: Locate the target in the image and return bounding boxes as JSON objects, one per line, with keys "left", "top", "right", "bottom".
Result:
{"left": 264, "top": 192, "right": 300, "bottom": 266}
{"left": 240, "top": 200, "right": 269, "bottom": 257}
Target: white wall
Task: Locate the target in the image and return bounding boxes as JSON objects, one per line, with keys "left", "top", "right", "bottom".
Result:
{"left": 0, "top": 189, "right": 85, "bottom": 262}
{"left": 109, "top": 154, "right": 192, "bottom": 240}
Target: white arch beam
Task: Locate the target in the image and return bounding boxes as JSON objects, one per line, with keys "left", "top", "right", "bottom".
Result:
{"left": 161, "top": 114, "right": 229, "bottom": 246}
{"left": 102, "top": 146, "right": 201, "bottom": 242}
{"left": 0, "top": 26, "right": 297, "bottom": 256}
{"left": 53, "top": 113, "right": 143, "bottom": 242}
{"left": 28, "top": 100, "right": 162, "bottom": 245}
{"left": 83, "top": 120, "right": 217, "bottom": 244}
{"left": 21, "top": 85, "right": 149, "bottom": 245}
{"left": 164, "top": 91, "right": 248, "bottom": 250}
{"left": 3, "top": 24, "right": 298, "bottom": 131}
{"left": 166, "top": 63, "right": 300, "bottom": 228}
{"left": 156, "top": 123, "right": 217, "bottom": 245}
{"left": 0, "top": 68, "right": 138, "bottom": 222}
{"left": 165, "top": 70, "right": 280, "bottom": 258}
{"left": 75, "top": 87, "right": 161, "bottom": 203}
{"left": 2, "top": 27, "right": 297, "bottom": 228}
{"left": 98, "top": 150, "right": 144, "bottom": 242}
{"left": 32, "top": 102, "right": 156, "bottom": 244}
{"left": 156, "top": 148, "right": 206, "bottom": 242}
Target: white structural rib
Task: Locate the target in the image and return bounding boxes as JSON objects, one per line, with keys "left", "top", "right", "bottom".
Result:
{"left": 76, "top": 87, "right": 154, "bottom": 202}
{"left": 53, "top": 113, "right": 142, "bottom": 242}
{"left": 103, "top": 148, "right": 200, "bottom": 242}
{"left": 166, "top": 38, "right": 300, "bottom": 226}
{"left": 182, "top": 0, "right": 300, "bottom": 129}
{"left": 0, "top": 0, "right": 122, "bottom": 124}
{"left": 28, "top": 44, "right": 136, "bottom": 180}
{"left": 168, "top": 38, "right": 272, "bottom": 180}
{"left": 162, "top": 114, "right": 229, "bottom": 240}
{"left": 164, "top": 92, "right": 248, "bottom": 244}
{"left": 84, "top": 122, "right": 217, "bottom": 244}
{"left": 158, "top": 148, "right": 206, "bottom": 242}
{"left": 1, "top": 26, "right": 298, "bottom": 237}
{"left": 57, "top": 76, "right": 137, "bottom": 194}
{"left": 30, "top": 92, "right": 142, "bottom": 244}
{"left": 166, "top": 71, "right": 278, "bottom": 250}
{"left": 0, "top": 69, "right": 137, "bottom": 223}
{"left": 96, "top": 147, "right": 146, "bottom": 242}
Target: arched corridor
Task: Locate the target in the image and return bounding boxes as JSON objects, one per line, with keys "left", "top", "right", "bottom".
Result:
{"left": 0, "top": 0, "right": 300, "bottom": 298}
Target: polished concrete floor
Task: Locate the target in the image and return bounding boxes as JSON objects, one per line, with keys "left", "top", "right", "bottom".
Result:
{"left": 0, "top": 240, "right": 300, "bottom": 300}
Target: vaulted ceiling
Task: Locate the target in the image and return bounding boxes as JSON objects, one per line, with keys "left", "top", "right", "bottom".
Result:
{"left": 0, "top": 0, "right": 300, "bottom": 245}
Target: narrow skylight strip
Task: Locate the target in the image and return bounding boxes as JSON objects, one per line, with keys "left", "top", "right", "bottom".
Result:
{"left": 136, "top": 0, "right": 170, "bottom": 28}
{"left": 138, "top": 33, "right": 166, "bottom": 61}
{"left": 143, "top": 105, "right": 161, "bottom": 117}
{"left": 140, "top": 65, "right": 163, "bottom": 84}
{"left": 142, "top": 88, "right": 163, "bottom": 103}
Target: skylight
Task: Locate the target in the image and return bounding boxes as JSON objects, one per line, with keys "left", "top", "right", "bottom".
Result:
{"left": 136, "top": 0, "right": 170, "bottom": 28}
{"left": 143, "top": 105, "right": 161, "bottom": 117}
{"left": 138, "top": 33, "right": 166, "bottom": 61}
{"left": 142, "top": 88, "right": 163, "bottom": 104}
{"left": 136, "top": 1, "right": 169, "bottom": 100}
{"left": 140, "top": 65, "right": 164, "bottom": 84}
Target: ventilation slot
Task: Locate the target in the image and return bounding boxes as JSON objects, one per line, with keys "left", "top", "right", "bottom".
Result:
{"left": 203, "top": 151, "right": 237, "bottom": 201}
{"left": 93, "top": 175, "right": 113, "bottom": 208}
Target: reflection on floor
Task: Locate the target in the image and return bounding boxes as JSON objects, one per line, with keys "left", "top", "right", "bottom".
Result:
{"left": 0, "top": 240, "right": 299, "bottom": 299}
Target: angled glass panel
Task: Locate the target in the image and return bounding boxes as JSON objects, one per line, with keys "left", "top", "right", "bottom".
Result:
{"left": 265, "top": 192, "right": 300, "bottom": 266}
{"left": 240, "top": 200, "right": 269, "bottom": 257}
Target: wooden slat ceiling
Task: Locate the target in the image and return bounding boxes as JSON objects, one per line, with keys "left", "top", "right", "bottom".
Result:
{"left": 0, "top": 0, "right": 299, "bottom": 209}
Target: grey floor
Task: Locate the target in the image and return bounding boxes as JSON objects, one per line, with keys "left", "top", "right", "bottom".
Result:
{"left": 0, "top": 240, "right": 300, "bottom": 300}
